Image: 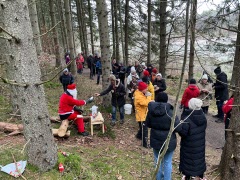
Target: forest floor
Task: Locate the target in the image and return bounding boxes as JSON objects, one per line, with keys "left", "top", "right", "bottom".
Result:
{"left": 0, "top": 67, "right": 223, "bottom": 180}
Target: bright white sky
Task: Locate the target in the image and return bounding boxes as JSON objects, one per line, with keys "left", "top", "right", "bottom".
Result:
{"left": 198, "top": 0, "right": 223, "bottom": 14}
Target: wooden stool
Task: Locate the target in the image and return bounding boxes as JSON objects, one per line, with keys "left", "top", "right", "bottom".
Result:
{"left": 90, "top": 116, "right": 105, "bottom": 136}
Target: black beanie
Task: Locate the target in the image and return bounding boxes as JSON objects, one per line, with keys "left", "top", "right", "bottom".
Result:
{"left": 156, "top": 92, "right": 168, "bottom": 103}
{"left": 142, "top": 76, "right": 149, "bottom": 84}
{"left": 214, "top": 66, "right": 221, "bottom": 74}
{"left": 189, "top": 78, "right": 196, "bottom": 84}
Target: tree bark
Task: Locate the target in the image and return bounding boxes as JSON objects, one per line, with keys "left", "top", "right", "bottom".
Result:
{"left": 57, "top": 0, "right": 68, "bottom": 52}
{"left": 88, "top": 0, "right": 95, "bottom": 55}
{"left": 49, "top": 0, "right": 61, "bottom": 67}
{"left": 96, "top": 0, "right": 111, "bottom": 107}
{"left": 147, "top": 0, "right": 151, "bottom": 65}
{"left": 0, "top": 0, "right": 57, "bottom": 171}
{"left": 64, "top": 0, "right": 77, "bottom": 75}
{"left": 188, "top": 0, "right": 197, "bottom": 81}
{"left": 159, "top": 0, "right": 167, "bottom": 78}
{"left": 124, "top": 0, "right": 129, "bottom": 65}
{"left": 114, "top": 0, "right": 120, "bottom": 63}
{"left": 219, "top": 11, "right": 240, "bottom": 179}
{"left": 118, "top": 0, "right": 125, "bottom": 65}
{"left": 111, "top": 0, "right": 116, "bottom": 59}
{"left": 80, "top": 0, "right": 89, "bottom": 56}
{"left": 28, "top": 0, "right": 42, "bottom": 56}
{"left": 75, "top": 0, "right": 84, "bottom": 54}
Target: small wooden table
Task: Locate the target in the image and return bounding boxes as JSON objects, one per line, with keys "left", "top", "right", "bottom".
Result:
{"left": 90, "top": 116, "right": 105, "bottom": 136}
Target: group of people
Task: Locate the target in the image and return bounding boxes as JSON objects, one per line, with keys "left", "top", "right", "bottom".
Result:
{"left": 58, "top": 55, "right": 233, "bottom": 179}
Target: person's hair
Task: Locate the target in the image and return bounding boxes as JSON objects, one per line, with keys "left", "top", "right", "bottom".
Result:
{"left": 155, "top": 92, "right": 168, "bottom": 103}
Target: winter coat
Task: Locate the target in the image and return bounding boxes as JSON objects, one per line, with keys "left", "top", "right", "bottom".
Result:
{"left": 179, "top": 109, "right": 207, "bottom": 177}
{"left": 197, "top": 82, "right": 213, "bottom": 107}
{"left": 145, "top": 102, "right": 182, "bottom": 151}
{"left": 59, "top": 73, "right": 74, "bottom": 87}
{"left": 118, "top": 66, "right": 126, "bottom": 79}
{"left": 127, "top": 74, "right": 139, "bottom": 93}
{"left": 148, "top": 81, "right": 155, "bottom": 100}
{"left": 112, "top": 63, "right": 119, "bottom": 75}
{"left": 222, "top": 97, "right": 234, "bottom": 122}
{"left": 96, "top": 60, "right": 102, "bottom": 69}
{"left": 99, "top": 80, "right": 126, "bottom": 107}
{"left": 181, "top": 85, "right": 200, "bottom": 108}
{"left": 214, "top": 72, "right": 229, "bottom": 101}
{"left": 133, "top": 89, "right": 152, "bottom": 122}
{"left": 153, "top": 79, "right": 167, "bottom": 98}
{"left": 135, "top": 65, "right": 143, "bottom": 77}
{"left": 58, "top": 92, "right": 86, "bottom": 116}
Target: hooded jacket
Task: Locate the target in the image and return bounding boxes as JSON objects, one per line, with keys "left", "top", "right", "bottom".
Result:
{"left": 179, "top": 109, "right": 207, "bottom": 177}
{"left": 133, "top": 89, "right": 151, "bottom": 121}
{"left": 145, "top": 102, "right": 182, "bottom": 151}
{"left": 181, "top": 85, "right": 200, "bottom": 108}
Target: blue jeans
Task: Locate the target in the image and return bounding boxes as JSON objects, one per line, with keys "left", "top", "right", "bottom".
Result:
{"left": 153, "top": 149, "right": 174, "bottom": 180}
{"left": 112, "top": 106, "right": 124, "bottom": 122}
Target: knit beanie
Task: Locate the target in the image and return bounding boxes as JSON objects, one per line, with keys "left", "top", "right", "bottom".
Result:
{"left": 152, "top": 68, "right": 157, "bottom": 74}
{"left": 67, "top": 84, "right": 77, "bottom": 99}
{"left": 63, "top": 68, "right": 69, "bottom": 73}
{"left": 201, "top": 74, "right": 208, "bottom": 80}
{"left": 156, "top": 92, "right": 168, "bottom": 103}
{"left": 138, "top": 82, "right": 148, "bottom": 91}
{"left": 214, "top": 66, "right": 221, "bottom": 74}
{"left": 188, "top": 98, "right": 203, "bottom": 110}
{"left": 131, "top": 66, "right": 136, "bottom": 73}
{"left": 143, "top": 70, "right": 150, "bottom": 77}
{"left": 156, "top": 73, "right": 162, "bottom": 77}
{"left": 189, "top": 78, "right": 196, "bottom": 84}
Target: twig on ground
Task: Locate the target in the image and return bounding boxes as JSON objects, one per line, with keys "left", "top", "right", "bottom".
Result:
{"left": 11, "top": 153, "right": 27, "bottom": 180}
{"left": 21, "top": 139, "right": 30, "bottom": 154}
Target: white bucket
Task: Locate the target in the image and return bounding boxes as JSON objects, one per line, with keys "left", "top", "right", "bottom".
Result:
{"left": 124, "top": 104, "right": 132, "bottom": 115}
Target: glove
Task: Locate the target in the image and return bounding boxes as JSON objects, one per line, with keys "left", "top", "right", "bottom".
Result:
{"left": 85, "top": 96, "right": 94, "bottom": 104}
{"left": 74, "top": 106, "right": 83, "bottom": 114}
{"left": 145, "top": 92, "right": 152, "bottom": 97}
{"left": 179, "top": 104, "right": 184, "bottom": 109}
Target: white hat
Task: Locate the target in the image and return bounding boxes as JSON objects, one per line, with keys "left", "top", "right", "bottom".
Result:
{"left": 156, "top": 73, "right": 162, "bottom": 77}
{"left": 131, "top": 66, "right": 136, "bottom": 73}
{"left": 188, "top": 98, "right": 203, "bottom": 110}
{"left": 141, "top": 62, "right": 146, "bottom": 66}
{"left": 202, "top": 74, "right": 208, "bottom": 80}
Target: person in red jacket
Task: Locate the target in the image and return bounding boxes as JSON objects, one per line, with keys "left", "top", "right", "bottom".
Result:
{"left": 58, "top": 84, "right": 93, "bottom": 136}
{"left": 222, "top": 95, "right": 234, "bottom": 139}
{"left": 180, "top": 79, "right": 200, "bottom": 118}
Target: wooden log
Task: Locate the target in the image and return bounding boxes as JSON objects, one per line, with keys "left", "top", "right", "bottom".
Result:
{"left": 0, "top": 122, "right": 23, "bottom": 132}
{"left": 58, "top": 120, "right": 69, "bottom": 137}
{"left": 52, "top": 129, "right": 70, "bottom": 137}
{"left": 50, "top": 116, "right": 91, "bottom": 123}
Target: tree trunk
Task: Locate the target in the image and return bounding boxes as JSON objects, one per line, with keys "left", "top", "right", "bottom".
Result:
{"left": 118, "top": 0, "right": 125, "bottom": 65}
{"left": 57, "top": 0, "right": 68, "bottom": 52}
{"left": 147, "top": 0, "right": 151, "bottom": 65}
{"left": 28, "top": 0, "right": 42, "bottom": 56}
{"left": 88, "top": 0, "right": 95, "bottom": 55}
{"left": 111, "top": 0, "right": 116, "bottom": 59}
{"left": 80, "top": 0, "right": 89, "bottom": 56}
{"left": 96, "top": 0, "right": 111, "bottom": 107}
{"left": 159, "top": 0, "right": 167, "bottom": 78}
{"left": 49, "top": 0, "right": 61, "bottom": 67}
{"left": 75, "top": 0, "right": 84, "bottom": 54}
{"left": 219, "top": 11, "right": 240, "bottom": 179}
{"left": 114, "top": 0, "right": 120, "bottom": 63}
{"left": 64, "top": 0, "right": 76, "bottom": 75}
{"left": 188, "top": 0, "right": 197, "bottom": 81}
{"left": 0, "top": 0, "right": 57, "bottom": 171}
{"left": 124, "top": 0, "right": 129, "bottom": 65}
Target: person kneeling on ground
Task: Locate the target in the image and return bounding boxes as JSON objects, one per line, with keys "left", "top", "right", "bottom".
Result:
{"left": 58, "top": 84, "right": 94, "bottom": 136}
{"left": 95, "top": 75, "right": 126, "bottom": 125}
{"left": 134, "top": 82, "right": 152, "bottom": 148}
{"left": 145, "top": 92, "right": 182, "bottom": 180}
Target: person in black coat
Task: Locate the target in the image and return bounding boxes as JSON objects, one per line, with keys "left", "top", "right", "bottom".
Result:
{"left": 212, "top": 66, "right": 229, "bottom": 123}
{"left": 87, "top": 55, "right": 95, "bottom": 79}
{"left": 145, "top": 92, "right": 181, "bottom": 180}
{"left": 118, "top": 63, "right": 126, "bottom": 85}
{"left": 179, "top": 98, "right": 207, "bottom": 180}
{"left": 59, "top": 68, "right": 74, "bottom": 91}
{"left": 95, "top": 75, "right": 126, "bottom": 125}
{"left": 153, "top": 73, "right": 167, "bottom": 100}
